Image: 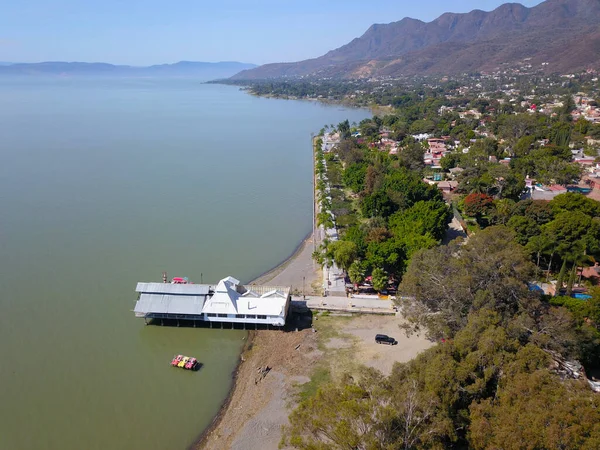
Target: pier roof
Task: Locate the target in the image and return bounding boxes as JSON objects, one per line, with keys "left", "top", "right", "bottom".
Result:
{"left": 133, "top": 277, "right": 291, "bottom": 320}
{"left": 134, "top": 294, "right": 207, "bottom": 316}
{"left": 134, "top": 283, "right": 210, "bottom": 317}
{"left": 135, "top": 282, "right": 210, "bottom": 295}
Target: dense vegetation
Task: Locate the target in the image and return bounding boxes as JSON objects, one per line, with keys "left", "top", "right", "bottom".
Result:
{"left": 313, "top": 125, "right": 451, "bottom": 291}
{"left": 290, "top": 73, "right": 600, "bottom": 448}
{"left": 287, "top": 227, "right": 600, "bottom": 449}
{"left": 313, "top": 100, "right": 600, "bottom": 289}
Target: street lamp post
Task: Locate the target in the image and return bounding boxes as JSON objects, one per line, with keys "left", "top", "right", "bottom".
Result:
{"left": 303, "top": 276, "right": 305, "bottom": 300}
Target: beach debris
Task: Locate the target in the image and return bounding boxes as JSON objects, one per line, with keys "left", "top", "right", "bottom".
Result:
{"left": 295, "top": 344, "right": 301, "bottom": 350}
{"left": 255, "top": 366, "right": 271, "bottom": 384}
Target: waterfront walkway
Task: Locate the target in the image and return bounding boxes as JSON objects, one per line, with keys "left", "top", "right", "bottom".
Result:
{"left": 292, "top": 296, "right": 396, "bottom": 315}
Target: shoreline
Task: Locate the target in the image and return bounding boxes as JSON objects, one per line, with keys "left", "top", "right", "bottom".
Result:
{"left": 247, "top": 231, "right": 313, "bottom": 286}
{"left": 193, "top": 127, "right": 321, "bottom": 450}
{"left": 190, "top": 330, "right": 257, "bottom": 450}
{"left": 191, "top": 231, "right": 319, "bottom": 450}
{"left": 209, "top": 81, "right": 382, "bottom": 115}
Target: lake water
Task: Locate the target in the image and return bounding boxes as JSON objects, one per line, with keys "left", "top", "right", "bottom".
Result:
{"left": 0, "top": 78, "right": 370, "bottom": 450}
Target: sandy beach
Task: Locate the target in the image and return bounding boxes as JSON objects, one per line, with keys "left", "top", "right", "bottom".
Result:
{"left": 249, "top": 233, "right": 320, "bottom": 294}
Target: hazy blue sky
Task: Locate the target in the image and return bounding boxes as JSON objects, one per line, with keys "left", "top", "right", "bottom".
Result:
{"left": 0, "top": 0, "right": 544, "bottom": 65}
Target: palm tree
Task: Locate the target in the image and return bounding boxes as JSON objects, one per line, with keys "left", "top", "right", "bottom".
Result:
{"left": 372, "top": 268, "right": 388, "bottom": 293}
{"left": 348, "top": 261, "right": 366, "bottom": 289}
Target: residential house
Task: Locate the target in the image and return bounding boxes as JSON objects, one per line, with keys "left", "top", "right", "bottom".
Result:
{"left": 437, "top": 181, "right": 459, "bottom": 193}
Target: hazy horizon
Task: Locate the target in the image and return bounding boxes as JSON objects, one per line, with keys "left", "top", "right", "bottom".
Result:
{"left": 0, "top": 60, "right": 256, "bottom": 65}
{"left": 1, "top": 0, "right": 544, "bottom": 66}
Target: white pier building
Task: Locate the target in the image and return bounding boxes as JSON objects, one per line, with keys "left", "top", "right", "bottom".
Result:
{"left": 133, "top": 276, "right": 291, "bottom": 327}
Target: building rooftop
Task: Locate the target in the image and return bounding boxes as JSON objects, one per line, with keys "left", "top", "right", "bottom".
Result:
{"left": 134, "top": 276, "right": 291, "bottom": 319}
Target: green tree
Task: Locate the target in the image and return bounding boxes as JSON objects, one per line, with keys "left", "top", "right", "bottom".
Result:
{"left": 337, "top": 119, "right": 351, "bottom": 140}
{"left": 469, "top": 371, "right": 600, "bottom": 450}
{"left": 383, "top": 169, "right": 442, "bottom": 212}
{"left": 542, "top": 211, "right": 597, "bottom": 260}
{"left": 360, "top": 190, "right": 395, "bottom": 218}
{"left": 497, "top": 113, "right": 539, "bottom": 149}
{"left": 490, "top": 198, "right": 515, "bottom": 225}
{"left": 507, "top": 215, "right": 540, "bottom": 245}
{"left": 389, "top": 200, "right": 451, "bottom": 241}
{"left": 328, "top": 240, "right": 358, "bottom": 272}
{"left": 526, "top": 234, "right": 552, "bottom": 278}
{"left": 342, "top": 163, "right": 367, "bottom": 193}
{"left": 549, "top": 121, "right": 573, "bottom": 147}
{"left": 556, "top": 258, "right": 568, "bottom": 295}
{"left": 398, "top": 226, "right": 533, "bottom": 338}
{"left": 440, "top": 152, "right": 461, "bottom": 171}
{"left": 365, "top": 238, "right": 406, "bottom": 277}
{"left": 512, "top": 199, "right": 554, "bottom": 225}
{"left": 317, "top": 211, "right": 334, "bottom": 229}
{"left": 399, "top": 142, "right": 425, "bottom": 172}
{"left": 550, "top": 192, "right": 600, "bottom": 217}
{"left": 348, "top": 260, "right": 366, "bottom": 286}
{"left": 535, "top": 158, "right": 582, "bottom": 186}
{"left": 371, "top": 267, "right": 388, "bottom": 292}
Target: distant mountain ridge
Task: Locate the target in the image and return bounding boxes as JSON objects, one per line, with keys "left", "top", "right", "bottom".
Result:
{"left": 232, "top": 0, "right": 600, "bottom": 79}
{"left": 0, "top": 61, "right": 257, "bottom": 79}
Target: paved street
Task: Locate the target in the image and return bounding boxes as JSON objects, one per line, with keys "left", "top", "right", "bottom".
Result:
{"left": 292, "top": 295, "right": 396, "bottom": 315}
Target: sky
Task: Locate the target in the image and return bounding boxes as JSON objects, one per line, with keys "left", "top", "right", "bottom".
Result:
{"left": 0, "top": 0, "right": 545, "bottom": 66}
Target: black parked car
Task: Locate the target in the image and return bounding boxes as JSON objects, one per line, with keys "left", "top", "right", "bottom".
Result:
{"left": 375, "top": 334, "right": 397, "bottom": 345}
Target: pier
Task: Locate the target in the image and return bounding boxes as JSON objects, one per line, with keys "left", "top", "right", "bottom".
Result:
{"left": 134, "top": 275, "right": 291, "bottom": 327}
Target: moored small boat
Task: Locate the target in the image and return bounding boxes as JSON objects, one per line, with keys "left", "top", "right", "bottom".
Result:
{"left": 170, "top": 354, "right": 199, "bottom": 370}
{"left": 171, "top": 277, "right": 189, "bottom": 284}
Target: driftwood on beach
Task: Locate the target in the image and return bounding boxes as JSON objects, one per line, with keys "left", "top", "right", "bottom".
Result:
{"left": 255, "top": 366, "right": 271, "bottom": 384}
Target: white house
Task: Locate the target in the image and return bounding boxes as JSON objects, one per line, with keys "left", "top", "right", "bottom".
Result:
{"left": 134, "top": 276, "right": 291, "bottom": 327}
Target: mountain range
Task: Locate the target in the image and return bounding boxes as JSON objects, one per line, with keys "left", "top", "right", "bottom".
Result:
{"left": 232, "top": 0, "right": 600, "bottom": 80}
{"left": 0, "top": 61, "right": 257, "bottom": 80}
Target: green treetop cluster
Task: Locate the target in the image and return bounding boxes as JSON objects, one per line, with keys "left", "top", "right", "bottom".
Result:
{"left": 286, "top": 226, "right": 600, "bottom": 449}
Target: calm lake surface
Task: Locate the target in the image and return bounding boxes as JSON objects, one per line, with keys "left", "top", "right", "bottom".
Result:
{"left": 0, "top": 78, "right": 370, "bottom": 450}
